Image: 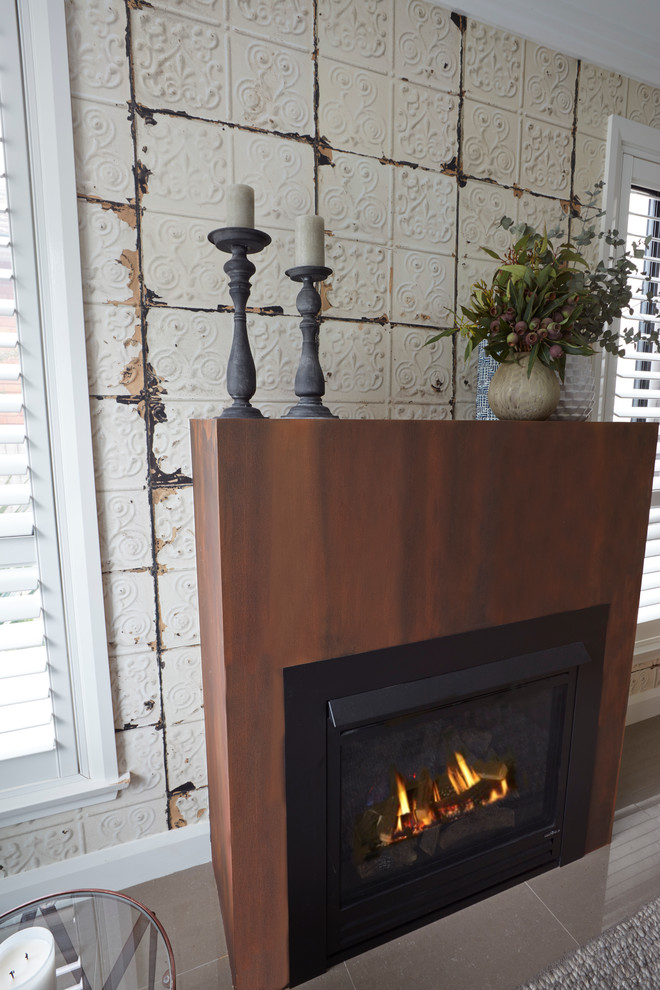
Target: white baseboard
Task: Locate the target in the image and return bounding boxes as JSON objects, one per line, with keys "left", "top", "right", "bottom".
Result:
{"left": 0, "top": 820, "right": 211, "bottom": 914}
{"left": 626, "top": 685, "right": 660, "bottom": 726}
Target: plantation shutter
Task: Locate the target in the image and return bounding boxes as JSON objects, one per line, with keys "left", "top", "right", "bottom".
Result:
{"left": 610, "top": 172, "right": 660, "bottom": 625}
{"left": 0, "top": 2, "right": 79, "bottom": 785}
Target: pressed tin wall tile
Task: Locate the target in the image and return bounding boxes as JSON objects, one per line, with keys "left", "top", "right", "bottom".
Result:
{"left": 626, "top": 82, "right": 660, "bottom": 129}
{"left": 318, "top": 58, "right": 392, "bottom": 158}
{"left": 319, "top": 154, "right": 393, "bottom": 244}
{"left": 71, "top": 99, "right": 134, "bottom": 203}
{"left": 391, "top": 402, "right": 451, "bottom": 419}
{"left": 319, "top": 321, "right": 390, "bottom": 402}
{"left": 170, "top": 786, "right": 209, "bottom": 827}
{"left": 103, "top": 571, "right": 157, "bottom": 657}
{"left": 574, "top": 134, "right": 607, "bottom": 205}
{"left": 324, "top": 240, "right": 390, "bottom": 321}
{"left": 97, "top": 489, "right": 152, "bottom": 572}
{"left": 252, "top": 315, "right": 300, "bottom": 400}
{"left": 112, "top": 725, "right": 167, "bottom": 809}
{"left": 317, "top": 0, "right": 393, "bottom": 73}
{"left": 146, "top": 308, "right": 233, "bottom": 400}
{"left": 165, "top": 720, "right": 208, "bottom": 789}
{"left": 90, "top": 399, "right": 147, "bottom": 492}
{"left": 577, "top": 64, "right": 628, "bottom": 139}
{"left": 152, "top": 400, "right": 226, "bottom": 479}
{"left": 391, "top": 328, "right": 451, "bottom": 403}
{"left": 82, "top": 799, "right": 168, "bottom": 852}
{"left": 393, "top": 0, "right": 460, "bottom": 93}
{"left": 154, "top": 487, "right": 196, "bottom": 568}
{"left": 229, "top": 0, "right": 313, "bottom": 49}
{"left": 158, "top": 569, "right": 200, "bottom": 650}
{"left": 0, "top": 818, "right": 85, "bottom": 875}
{"left": 330, "top": 401, "right": 390, "bottom": 419}
{"left": 84, "top": 303, "right": 142, "bottom": 397}
{"left": 458, "top": 180, "right": 520, "bottom": 261}
{"left": 78, "top": 202, "right": 137, "bottom": 306}
{"left": 462, "top": 100, "right": 520, "bottom": 186}
{"left": 391, "top": 250, "right": 454, "bottom": 327}
{"left": 393, "top": 169, "right": 455, "bottom": 251}
{"left": 161, "top": 645, "right": 204, "bottom": 725}
{"left": 65, "top": 0, "right": 130, "bottom": 103}
{"left": 232, "top": 130, "right": 315, "bottom": 231}
{"left": 522, "top": 44, "right": 576, "bottom": 125}
{"left": 464, "top": 20, "right": 523, "bottom": 111}
{"left": 393, "top": 81, "right": 458, "bottom": 169}
{"left": 109, "top": 651, "right": 161, "bottom": 731}
{"left": 228, "top": 32, "right": 314, "bottom": 134}
{"left": 520, "top": 118, "right": 572, "bottom": 196}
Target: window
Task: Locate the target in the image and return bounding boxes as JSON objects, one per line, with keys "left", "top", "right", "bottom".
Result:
{"left": 599, "top": 116, "right": 660, "bottom": 654}
{"left": 0, "top": 0, "right": 123, "bottom": 827}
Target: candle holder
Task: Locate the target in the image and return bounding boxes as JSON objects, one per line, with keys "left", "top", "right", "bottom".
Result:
{"left": 208, "top": 226, "right": 271, "bottom": 419}
{"left": 283, "top": 265, "right": 337, "bottom": 419}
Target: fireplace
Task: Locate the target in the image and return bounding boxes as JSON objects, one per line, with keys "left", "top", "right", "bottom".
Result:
{"left": 284, "top": 608, "right": 607, "bottom": 985}
{"left": 190, "top": 419, "right": 656, "bottom": 990}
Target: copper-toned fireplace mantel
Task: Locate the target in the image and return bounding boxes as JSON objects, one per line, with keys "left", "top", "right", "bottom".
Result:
{"left": 190, "top": 420, "right": 656, "bottom": 990}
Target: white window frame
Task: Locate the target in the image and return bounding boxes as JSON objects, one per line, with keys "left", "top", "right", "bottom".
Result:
{"left": 0, "top": 0, "right": 125, "bottom": 827}
{"left": 598, "top": 114, "right": 660, "bottom": 659}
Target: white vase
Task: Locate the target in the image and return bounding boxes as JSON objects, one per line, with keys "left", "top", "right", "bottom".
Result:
{"left": 487, "top": 353, "right": 561, "bottom": 421}
{"left": 549, "top": 355, "right": 596, "bottom": 421}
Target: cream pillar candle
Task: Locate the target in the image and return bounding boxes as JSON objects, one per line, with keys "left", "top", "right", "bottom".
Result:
{"left": 295, "top": 215, "right": 325, "bottom": 267}
{"left": 226, "top": 184, "right": 255, "bottom": 228}
{"left": 0, "top": 928, "right": 55, "bottom": 990}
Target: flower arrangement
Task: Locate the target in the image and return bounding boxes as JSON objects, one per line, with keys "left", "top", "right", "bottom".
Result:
{"left": 428, "top": 186, "right": 659, "bottom": 379}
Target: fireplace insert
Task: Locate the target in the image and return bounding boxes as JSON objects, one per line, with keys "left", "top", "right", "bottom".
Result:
{"left": 284, "top": 607, "right": 608, "bottom": 986}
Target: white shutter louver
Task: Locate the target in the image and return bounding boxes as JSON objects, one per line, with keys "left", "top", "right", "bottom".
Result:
{"left": 611, "top": 187, "right": 660, "bottom": 624}
{"left": 0, "top": 111, "right": 54, "bottom": 762}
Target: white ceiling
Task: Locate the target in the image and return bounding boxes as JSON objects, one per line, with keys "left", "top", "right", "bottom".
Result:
{"left": 445, "top": 0, "right": 660, "bottom": 89}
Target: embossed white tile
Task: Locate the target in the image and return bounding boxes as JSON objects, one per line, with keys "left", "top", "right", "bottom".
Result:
{"left": 259, "top": 400, "right": 293, "bottom": 419}
{"left": 393, "top": 168, "right": 455, "bottom": 251}
{"left": 319, "top": 321, "right": 390, "bottom": 401}
{"left": 391, "top": 327, "right": 451, "bottom": 402}
{"left": 72, "top": 98, "right": 134, "bottom": 202}
{"left": 391, "top": 250, "right": 454, "bottom": 327}
{"left": 78, "top": 201, "right": 138, "bottom": 306}
{"left": 318, "top": 58, "right": 392, "bottom": 158}
{"left": 393, "top": 81, "right": 458, "bottom": 169}
{"left": 142, "top": 211, "right": 296, "bottom": 311}
{"left": 158, "top": 568, "right": 200, "bottom": 649}
{"left": 626, "top": 82, "right": 660, "bottom": 129}
{"left": 152, "top": 400, "right": 224, "bottom": 479}
{"left": 456, "top": 343, "right": 479, "bottom": 400}
{"left": 161, "top": 645, "right": 204, "bottom": 725}
{"left": 232, "top": 130, "right": 314, "bottom": 230}
{"left": 577, "top": 64, "right": 627, "bottom": 139}
{"left": 393, "top": 0, "right": 460, "bottom": 94}
{"left": 229, "top": 0, "right": 313, "bottom": 48}
{"left": 170, "top": 785, "right": 209, "bottom": 827}
{"left": 166, "top": 719, "right": 208, "bottom": 789}
{"left": 113, "top": 725, "right": 167, "bottom": 809}
{"left": 523, "top": 44, "right": 576, "bottom": 125}
{"left": 90, "top": 398, "right": 148, "bottom": 491}
{"left": 138, "top": 114, "right": 231, "bottom": 221}
{"left": 154, "top": 486, "right": 196, "bottom": 567}
{"left": 318, "top": 0, "right": 392, "bottom": 73}
{"left": 65, "top": 0, "right": 131, "bottom": 103}
{"left": 228, "top": 32, "right": 313, "bottom": 134}
{"left": 83, "top": 798, "right": 167, "bottom": 851}
{"left": 109, "top": 650, "right": 161, "bottom": 729}
{"left": 462, "top": 99, "right": 520, "bottom": 186}
{"left": 454, "top": 399, "right": 477, "bottom": 420}
{"left": 147, "top": 308, "right": 232, "bottom": 399}
{"left": 0, "top": 818, "right": 84, "bottom": 876}
{"left": 103, "top": 571, "right": 157, "bottom": 656}
{"left": 324, "top": 240, "right": 390, "bottom": 321}
{"left": 319, "top": 154, "right": 393, "bottom": 244}
{"left": 97, "top": 488, "right": 152, "bottom": 571}
{"left": 329, "top": 402, "right": 389, "bottom": 419}
{"left": 458, "top": 180, "right": 520, "bottom": 260}
{"left": 253, "top": 315, "right": 300, "bottom": 400}
{"left": 131, "top": 8, "right": 226, "bottom": 119}
{"left": 390, "top": 402, "right": 450, "bottom": 419}
{"left": 146, "top": 0, "right": 222, "bottom": 21}
{"left": 85, "top": 303, "right": 142, "bottom": 396}
{"left": 574, "top": 134, "right": 607, "bottom": 206}
{"left": 515, "top": 192, "right": 568, "bottom": 235}
{"left": 456, "top": 256, "right": 499, "bottom": 312}
{"left": 630, "top": 667, "right": 655, "bottom": 694}
{"left": 464, "top": 20, "right": 523, "bottom": 111}
{"left": 520, "top": 117, "right": 572, "bottom": 196}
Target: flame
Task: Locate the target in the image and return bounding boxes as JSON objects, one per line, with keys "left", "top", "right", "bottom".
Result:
{"left": 447, "top": 751, "right": 481, "bottom": 794}
{"left": 485, "top": 779, "right": 509, "bottom": 804}
{"left": 395, "top": 770, "right": 410, "bottom": 816}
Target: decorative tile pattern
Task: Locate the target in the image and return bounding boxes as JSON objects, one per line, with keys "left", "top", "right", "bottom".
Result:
{"left": 320, "top": 154, "right": 392, "bottom": 243}
{"left": 229, "top": 0, "right": 312, "bottom": 48}
{"left": 113, "top": 725, "right": 167, "bottom": 809}
{"left": 103, "top": 571, "right": 157, "bottom": 656}
{"left": 462, "top": 100, "right": 519, "bottom": 185}
{"left": 454, "top": 399, "right": 478, "bottom": 420}
{"left": 147, "top": 308, "right": 232, "bottom": 399}
{"left": 170, "top": 785, "right": 209, "bottom": 827}
{"left": 391, "top": 328, "right": 451, "bottom": 401}
{"left": 228, "top": 32, "right": 313, "bottom": 134}
{"left": 330, "top": 401, "right": 389, "bottom": 419}
{"left": 147, "top": 0, "right": 222, "bottom": 19}
{"left": 109, "top": 650, "right": 161, "bottom": 729}
{"left": 232, "top": 130, "right": 314, "bottom": 230}
{"left": 252, "top": 316, "right": 300, "bottom": 399}
{"left": 90, "top": 398, "right": 147, "bottom": 491}
{"left": 72, "top": 99, "right": 134, "bottom": 202}
{"left": 573, "top": 134, "right": 607, "bottom": 205}
{"left": 523, "top": 44, "right": 576, "bottom": 125}
{"left": 626, "top": 82, "right": 660, "bottom": 129}
{"left": 131, "top": 8, "right": 226, "bottom": 119}
{"left": 97, "top": 488, "right": 152, "bottom": 572}
{"left": 78, "top": 202, "right": 138, "bottom": 306}
{"left": 317, "top": 0, "right": 392, "bottom": 73}
{"left": 324, "top": 240, "right": 390, "bottom": 320}
{"left": 152, "top": 400, "right": 225, "bottom": 479}
{"left": 393, "top": 0, "right": 460, "bottom": 93}
{"left": 65, "top": 0, "right": 131, "bottom": 102}
{"left": 577, "top": 64, "right": 627, "bottom": 139}
{"left": 464, "top": 21, "right": 523, "bottom": 111}
{"left": 319, "top": 321, "right": 390, "bottom": 401}
{"left": 515, "top": 192, "right": 568, "bottom": 235}
{"left": 458, "top": 180, "right": 520, "bottom": 260}
{"left": 393, "top": 81, "right": 458, "bottom": 170}
{"left": 154, "top": 487, "right": 196, "bottom": 567}
{"left": 520, "top": 118, "right": 572, "bottom": 195}
{"left": 393, "top": 168, "right": 455, "bottom": 250}
{"left": 161, "top": 645, "right": 204, "bottom": 725}
{"left": 318, "top": 58, "right": 391, "bottom": 157}
{"left": 456, "top": 256, "right": 499, "bottom": 311}
{"left": 85, "top": 303, "right": 142, "bottom": 397}
{"left": 630, "top": 667, "right": 655, "bottom": 694}
{"left": 158, "top": 568, "right": 200, "bottom": 650}
{"left": 83, "top": 799, "right": 167, "bottom": 851}
{"left": 390, "top": 402, "right": 450, "bottom": 419}
{"left": 391, "top": 250, "right": 454, "bottom": 326}
{"left": 0, "top": 818, "right": 84, "bottom": 876}
{"left": 165, "top": 720, "right": 208, "bottom": 789}
{"left": 137, "top": 115, "right": 231, "bottom": 221}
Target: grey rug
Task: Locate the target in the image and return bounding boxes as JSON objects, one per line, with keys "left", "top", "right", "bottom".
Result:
{"left": 517, "top": 897, "right": 660, "bottom": 988}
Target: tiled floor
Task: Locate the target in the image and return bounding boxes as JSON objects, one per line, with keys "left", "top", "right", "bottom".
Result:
{"left": 123, "top": 715, "right": 660, "bottom": 990}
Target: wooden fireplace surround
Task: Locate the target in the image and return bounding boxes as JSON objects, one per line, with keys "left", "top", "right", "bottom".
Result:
{"left": 190, "top": 419, "right": 656, "bottom": 990}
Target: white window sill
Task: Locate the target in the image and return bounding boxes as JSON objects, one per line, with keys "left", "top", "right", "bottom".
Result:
{"left": 0, "top": 773, "right": 130, "bottom": 830}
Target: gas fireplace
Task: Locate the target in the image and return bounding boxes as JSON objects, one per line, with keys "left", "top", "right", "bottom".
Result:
{"left": 284, "top": 607, "right": 607, "bottom": 986}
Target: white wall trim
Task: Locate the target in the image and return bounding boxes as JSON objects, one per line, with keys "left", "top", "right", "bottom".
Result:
{"left": 0, "top": 822, "right": 211, "bottom": 915}
{"left": 445, "top": 0, "right": 660, "bottom": 89}
{"left": 626, "top": 685, "right": 660, "bottom": 726}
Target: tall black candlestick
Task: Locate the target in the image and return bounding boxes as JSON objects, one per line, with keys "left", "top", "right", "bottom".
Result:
{"left": 283, "top": 265, "right": 337, "bottom": 419}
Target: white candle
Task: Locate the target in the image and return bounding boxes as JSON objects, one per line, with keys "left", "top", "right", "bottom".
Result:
{"left": 0, "top": 928, "right": 55, "bottom": 990}
{"left": 295, "top": 215, "right": 325, "bottom": 267}
{"left": 226, "top": 184, "right": 255, "bottom": 228}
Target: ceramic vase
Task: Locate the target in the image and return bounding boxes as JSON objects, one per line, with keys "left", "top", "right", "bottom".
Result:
{"left": 487, "top": 353, "right": 561, "bottom": 421}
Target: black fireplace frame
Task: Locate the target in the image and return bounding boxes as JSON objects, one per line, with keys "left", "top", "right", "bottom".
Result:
{"left": 283, "top": 606, "right": 609, "bottom": 987}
